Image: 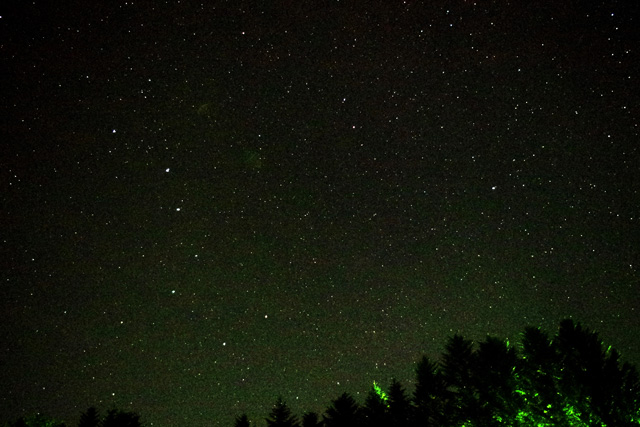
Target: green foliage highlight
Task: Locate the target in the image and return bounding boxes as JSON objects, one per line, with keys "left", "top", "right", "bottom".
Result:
{"left": 238, "top": 319, "right": 640, "bottom": 427}
{"left": 372, "top": 381, "right": 389, "bottom": 408}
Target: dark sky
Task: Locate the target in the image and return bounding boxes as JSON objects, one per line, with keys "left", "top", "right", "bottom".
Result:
{"left": 1, "top": 1, "right": 639, "bottom": 426}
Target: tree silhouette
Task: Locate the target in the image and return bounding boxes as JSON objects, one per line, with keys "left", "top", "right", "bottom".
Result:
{"left": 413, "top": 355, "right": 447, "bottom": 427}
{"left": 4, "top": 418, "right": 27, "bottom": 427}
{"left": 594, "top": 346, "right": 640, "bottom": 427}
{"left": 387, "top": 379, "right": 411, "bottom": 427}
{"left": 78, "top": 407, "right": 100, "bottom": 427}
{"left": 473, "top": 335, "right": 521, "bottom": 425}
{"left": 518, "top": 326, "right": 565, "bottom": 424}
{"left": 619, "top": 361, "right": 640, "bottom": 426}
{"left": 514, "top": 320, "right": 640, "bottom": 426}
{"left": 232, "top": 319, "right": 640, "bottom": 427}
{"left": 301, "top": 412, "right": 322, "bottom": 427}
{"left": 102, "top": 409, "right": 142, "bottom": 427}
{"left": 3, "top": 414, "right": 66, "bottom": 427}
{"left": 441, "top": 334, "right": 477, "bottom": 426}
{"left": 323, "top": 392, "right": 362, "bottom": 427}
{"left": 553, "top": 319, "right": 640, "bottom": 426}
{"left": 361, "top": 386, "right": 389, "bottom": 427}
{"left": 234, "top": 414, "right": 251, "bottom": 427}
{"left": 266, "top": 397, "right": 300, "bottom": 427}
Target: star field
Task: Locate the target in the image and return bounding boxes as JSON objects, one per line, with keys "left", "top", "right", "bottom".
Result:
{"left": 1, "top": 1, "right": 639, "bottom": 426}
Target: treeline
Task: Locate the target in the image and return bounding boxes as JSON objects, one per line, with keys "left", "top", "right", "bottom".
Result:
{"left": 237, "top": 319, "right": 640, "bottom": 427}
{"left": 3, "top": 320, "right": 638, "bottom": 427}
{"left": 2, "top": 408, "right": 142, "bottom": 427}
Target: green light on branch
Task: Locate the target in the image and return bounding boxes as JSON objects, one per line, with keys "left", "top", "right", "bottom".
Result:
{"left": 372, "top": 381, "right": 389, "bottom": 408}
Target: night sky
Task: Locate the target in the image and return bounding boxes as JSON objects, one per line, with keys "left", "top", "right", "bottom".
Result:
{"left": 1, "top": 1, "right": 639, "bottom": 426}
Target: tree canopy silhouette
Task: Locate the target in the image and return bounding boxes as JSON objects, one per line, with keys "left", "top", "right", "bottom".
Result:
{"left": 362, "top": 384, "right": 390, "bottom": 427}
{"left": 100, "top": 409, "right": 143, "bottom": 427}
{"left": 323, "top": 392, "right": 362, "bottom": 427}
{"left": 301, "top": 412, "right": 322, "bottom": 427}
{"left": 234, "top": 414, "right": 251, "bottom": 427}
{"left": 2, "top": 414, "right": 66, "bottom": 427}
{"left": 0, "top": 320, "right": 636, "bottom": 427}
{"left": 266, "top": 397, "right": 300, "bottom": 427}
{"left": 387, "top": 378, "right": 411, "bottom": 427}
{"left": 413, "top": 355, "right": 447, "bottom": 426}
{"left": 78, "top": 407, "right": 100, "bottom": 427}
{"left": 235, "top": 319, "right": 640, "bottom": 427}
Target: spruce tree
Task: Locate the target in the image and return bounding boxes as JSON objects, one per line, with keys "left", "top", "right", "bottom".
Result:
{"left": 78, "top": 407, "right": 100, "bottom": 427}
{"left": 323, "top": 392, "right": 361, "bottom": 427}
{"left": 266, "top": 397, "right": 300, "bottom": 427}
{"left": 387, "top": 379, "right": 411, "bottom": 427}
{"left": 301, "top": 412, "right": 322, "bottom": 427}
{"left": 234, "top": 414, "right": 250, "bottom": 427}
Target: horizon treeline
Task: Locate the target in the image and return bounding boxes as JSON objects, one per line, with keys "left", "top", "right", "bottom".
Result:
{"left": 2, "top": 408, "right": 142, "bottom": 427}
{"left": 3, "top": 320, "right": 639, "bottom": 427}
{"left": 237, "top": 319, "right": 640, "bottom": 427}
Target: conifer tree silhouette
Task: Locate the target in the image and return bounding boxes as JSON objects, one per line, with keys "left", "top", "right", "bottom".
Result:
{"left": 413, "top": 355, "right": 446, "bottom": 427}
{"left": 553, "top": 319, "right": 640, "bottom": 426}
{"left": 266, "top": 397, "right": 300, "bottom": 427}
{"left": 232, "top": 319, "right": 640, "bottom": 427}
{"left": 519, "top": 325, "right": 564, "bottom": 423}
{"left": 78, "top": 407, "right": 100, "bottom": 427}
{"left": 441, "top": 334, "right": 477, "bottom": 425}
{"left": 387, "top": 379, "right": 411, "bottom": 427}
{"left": 323, "top": 392, "right": 362, "bottom": 427}
{"left": 301, "top": 412, "right": 322, "bottom": 427}
{"left": 234, "top": 414, "right": 250, "bottom": 427}
{"left": 102, "top": 409, "right": 142, "bottom": 427}
{"left": 361, "top": 386, "right": 389, "bottom": 427}
{"left": 619, "top": 361, "right": 640, "bottom": 426}
{"left": 473, "top": 335, "right": 521, "bottom": 425}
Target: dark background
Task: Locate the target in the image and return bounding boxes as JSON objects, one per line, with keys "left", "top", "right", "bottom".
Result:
{"left": 1, "top": 1, "right": 638, "bottom": 426}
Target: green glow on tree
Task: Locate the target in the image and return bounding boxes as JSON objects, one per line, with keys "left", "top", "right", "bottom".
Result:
{"left": 372, "top": 381, "right": 389, "bottom": 408}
